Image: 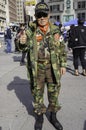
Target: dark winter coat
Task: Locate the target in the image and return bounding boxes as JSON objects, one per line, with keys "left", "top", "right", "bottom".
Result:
{"left": 68, "top": 25, "right": 86, "bottom": 49}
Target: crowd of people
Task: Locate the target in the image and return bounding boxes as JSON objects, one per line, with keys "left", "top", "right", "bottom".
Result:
{"left": 2, "top": 2, "right": 86, "bottom": 130}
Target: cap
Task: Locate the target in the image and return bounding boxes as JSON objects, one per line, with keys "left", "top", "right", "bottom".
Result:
{"left": 35, "top": 2, "right": 49, "bottom": 15}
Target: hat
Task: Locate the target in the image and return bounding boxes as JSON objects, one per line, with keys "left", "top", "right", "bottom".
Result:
{"left": 35, "top": 2, "right": 49, "bottom": 15}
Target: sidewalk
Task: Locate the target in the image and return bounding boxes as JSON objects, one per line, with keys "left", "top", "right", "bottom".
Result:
{"left": 0, "top": 48, "right": 86, "bottom": 130}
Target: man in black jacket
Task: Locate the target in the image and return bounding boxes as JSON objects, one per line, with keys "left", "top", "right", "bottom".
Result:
{"left": 68, "top": 19, "right": 86, "bottom": 76}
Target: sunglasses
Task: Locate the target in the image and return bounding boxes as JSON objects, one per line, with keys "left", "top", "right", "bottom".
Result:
{"left": 36, "top": 12, "right": 48, "bottom": 19}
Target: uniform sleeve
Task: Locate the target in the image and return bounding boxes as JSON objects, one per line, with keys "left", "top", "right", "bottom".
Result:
{"left": 59, "top": 41, "right": 67, "bottom": 68}
{"left": 50, "top": 25, "right": 67, "bottom": 68}
{"left": 54, "top": 26, "right": 67, "bottom": 68}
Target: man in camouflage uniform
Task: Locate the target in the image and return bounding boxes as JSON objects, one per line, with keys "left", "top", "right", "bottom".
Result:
{"left": 19, "top": 2, "right": 67, "bottom": 130}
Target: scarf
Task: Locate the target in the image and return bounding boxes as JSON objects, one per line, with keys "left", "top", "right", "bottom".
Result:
{"left": 36, "top": 23, "right": 49, "bottom": 42}
{"left": 39, "top": 22, "right": 49, "bottom": 34}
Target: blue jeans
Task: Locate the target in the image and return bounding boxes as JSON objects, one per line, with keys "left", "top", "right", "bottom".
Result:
{"left": 6, "top": 39, "right": 12, "bottom": 53}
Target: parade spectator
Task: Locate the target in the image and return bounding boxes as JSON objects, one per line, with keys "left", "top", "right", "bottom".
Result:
{"left": 5, "top": 26, "right": 12, "bottom": 53}
{"left": 68, "top": 19, "right": 86, "bottom": 76}
{"left": 14, "top": 26, "right": 20, "bottom": 52}
{"left": 16, "top": 23, "right": 27, "bottom": 65}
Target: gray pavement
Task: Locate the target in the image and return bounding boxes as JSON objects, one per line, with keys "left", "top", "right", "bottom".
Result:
{"left": 0, "top": 41, "right": 86, "bottom": 130}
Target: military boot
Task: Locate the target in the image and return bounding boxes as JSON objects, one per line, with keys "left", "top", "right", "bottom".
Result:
{"left": 35, "top": 114, "right": 44, "bottom": 130}
{"left": 50, "top": 112, "right": 63, "bottom": 130}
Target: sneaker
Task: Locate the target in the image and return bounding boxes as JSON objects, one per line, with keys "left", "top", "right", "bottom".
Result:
{"left": 82, "top": 70, "right": 86, "bottom": 76}
{"left": 74, "top": 70, "right": 79, "bottom": 76}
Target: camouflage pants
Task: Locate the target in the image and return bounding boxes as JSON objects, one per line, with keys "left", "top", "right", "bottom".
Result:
{"left": 33, "top": 61, "right": 61, "bottom": 115}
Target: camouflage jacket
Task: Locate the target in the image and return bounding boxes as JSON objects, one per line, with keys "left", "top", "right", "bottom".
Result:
{"left": 20, "top": 21, "right": 67, "bottom": 89}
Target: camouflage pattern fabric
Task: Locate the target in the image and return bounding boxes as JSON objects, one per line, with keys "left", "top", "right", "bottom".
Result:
{"left": 19, "top": 21, "right": 67, "bottom": 114}
{"left": 33, "top": 62, "right": 61, "bottom": 115}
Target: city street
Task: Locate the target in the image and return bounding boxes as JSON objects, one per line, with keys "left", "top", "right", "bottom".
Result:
{"left": 0, "top": 41, "right": 86, "bottom": 130}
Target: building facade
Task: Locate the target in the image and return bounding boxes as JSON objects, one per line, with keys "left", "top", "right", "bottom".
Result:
{"left": 16, "top": 0, "right": 25, "bottom": 23}
{"left": 24, "top": 0, "right": 38, "bottom": 22}
{"left": 48, "top": 0, "right": 86, "bottom": 23}
{"left": 0, "top": 0, "right": 6, "bottom": 31}
{"left": 5, "top": 0, "right": 17, "bottom": 26}
{"left": 74, "top": 0, "right": 86, "bottom": 21}
{"left": 48, "top": 0, "right": 64, "bottom": 23}
{"left": 8, "top": 0, "right": 17, "bottom": 23}
{"left": 0, "top": 0, "right": 86, "bottom": 30}
{"left": 62, "top": 0, "right": 75, "bottom": 23}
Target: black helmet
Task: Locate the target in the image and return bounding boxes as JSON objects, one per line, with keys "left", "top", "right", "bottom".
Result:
{"left": 35, "top": 2, "right": 49, "bottom": 15}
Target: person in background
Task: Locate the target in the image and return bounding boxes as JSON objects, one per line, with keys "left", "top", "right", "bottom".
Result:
{"left": 68, "top": 19, "right": 86, "bottom": 76}
{"left": 67, "top": 24, "right": 75, "bottom": 52}
{"left": 18, "top": 2, "right": 67, "bottom": 130}
{"left": 16, "top": 23, "right": 27, "bottom": 65}
{"left": 5, "top": 26, "right": 12, "bottom": 53}
{"left": 58, "top": 23, "right": 63, "bottom": 33}
{"left": 13, "top": 26, "right": 20, "bottom": 52}
{"left": 14, "top": 37, "right": 20, "bottom": 52}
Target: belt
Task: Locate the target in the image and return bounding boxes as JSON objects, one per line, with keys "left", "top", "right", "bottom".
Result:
{"left": 38, "top": 60, "right": 50, "bottom": 65}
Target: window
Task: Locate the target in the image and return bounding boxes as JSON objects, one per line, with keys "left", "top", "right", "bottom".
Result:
{"left": 51, "top": 5, "right": 60, "bottom": 12}
{"left": 82, "top": 1, "right": 85, "bottom": 8}
{"left": 78, "top": 1, "right": 86, "bottom": 9}
{"left": 50, "top": 15, "right": 60, "bottom": 21}
{"left": 50, "top": 6, "right": 52, "bottom": 12}
{"left": 77, "top": 13, "right": 86, "bottom": 20}
{"left": 82, "top": 13, "right": 85, "bottom": 19}
{"left": 56, "top": 15, "right": 60, "bottom": 21}
{"left": 53, "top": 5, "right": 58, "bottom": 12}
